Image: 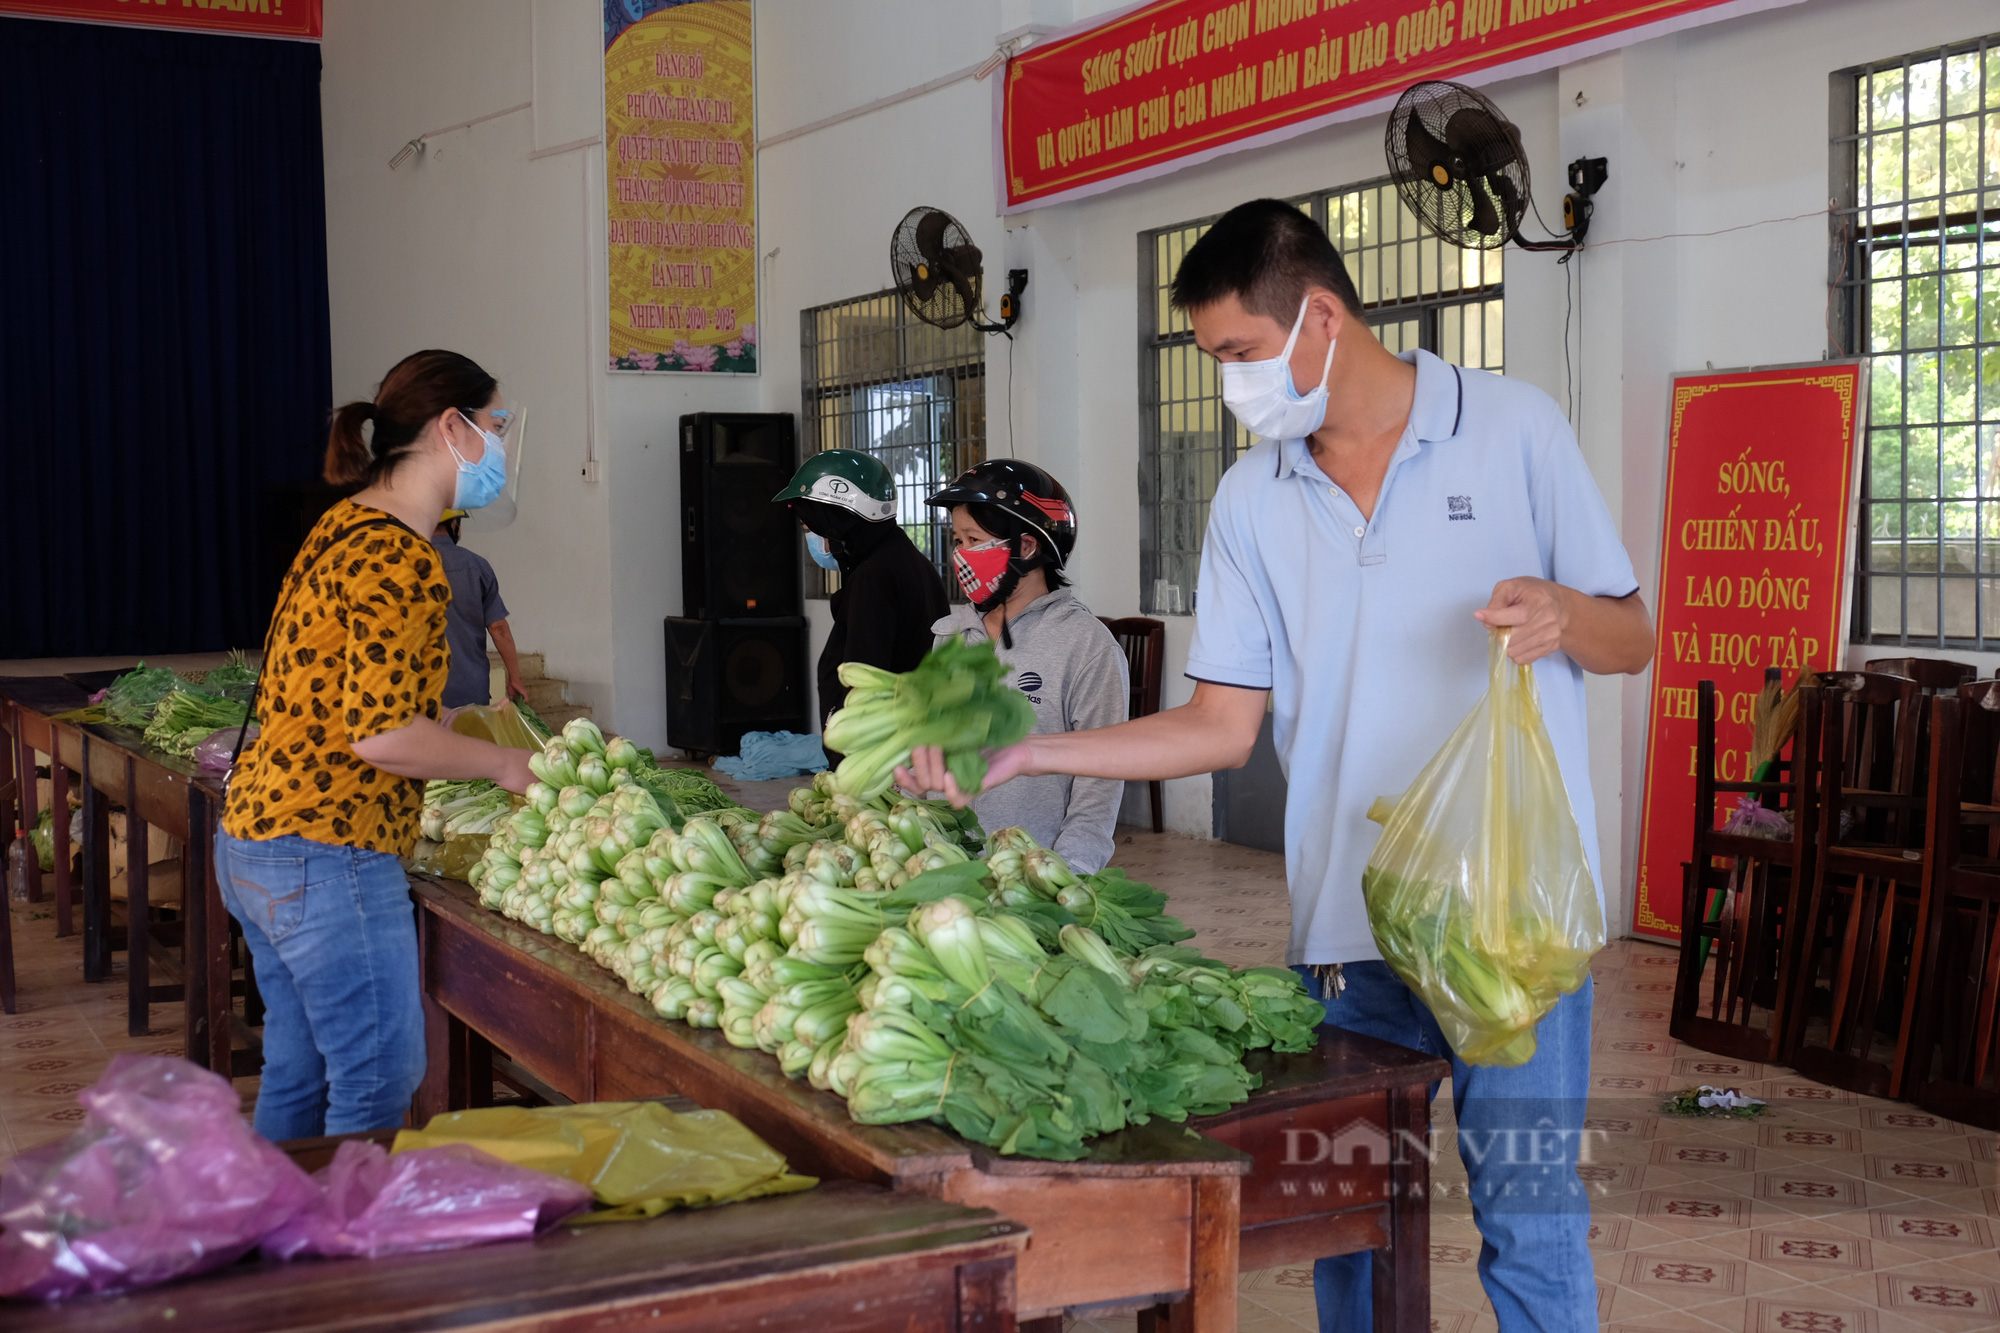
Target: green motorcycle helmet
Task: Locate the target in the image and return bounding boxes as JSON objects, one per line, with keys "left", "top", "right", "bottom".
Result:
{"left": 772, "top": 449, "right": 896, "bottom": 522}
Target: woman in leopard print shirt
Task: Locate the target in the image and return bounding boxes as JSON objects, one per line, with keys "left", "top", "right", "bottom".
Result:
{"left": 218, "top": 349, "right": 535, "bottom": 1141}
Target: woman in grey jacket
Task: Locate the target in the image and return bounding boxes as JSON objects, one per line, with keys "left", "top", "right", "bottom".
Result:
{"left": 926, "top": 461, "right": 1129, "bottom": 873}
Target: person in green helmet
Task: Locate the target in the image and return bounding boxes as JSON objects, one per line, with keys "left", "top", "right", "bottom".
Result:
{"left": 773, "top": 450, "right": 949, "bottom": 732}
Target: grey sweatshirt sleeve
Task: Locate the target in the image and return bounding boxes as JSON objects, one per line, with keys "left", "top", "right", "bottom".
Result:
{"left": 1049, "top": 631, "right": 1130, "bottom": 874}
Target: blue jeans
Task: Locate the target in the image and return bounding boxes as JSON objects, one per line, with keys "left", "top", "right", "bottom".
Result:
{"left": 215, "top": 831, "right": 427, "bottom": 1140}
{"left": 1297, "top": 961, "right": 1596, "bottom": 1333}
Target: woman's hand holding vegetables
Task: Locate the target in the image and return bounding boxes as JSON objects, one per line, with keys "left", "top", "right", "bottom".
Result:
{"left": 896, "top": 742, "right": 1036, "bottom": 807}
{"left": 492, "top": 745, "right": 536, "bottom": 794}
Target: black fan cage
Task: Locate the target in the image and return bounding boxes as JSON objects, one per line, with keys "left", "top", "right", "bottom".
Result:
{"left": 1385, "top": 81, "right": 1531, "bottom": 251}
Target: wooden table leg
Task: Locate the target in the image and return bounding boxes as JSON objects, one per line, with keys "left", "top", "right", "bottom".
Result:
{"left": 1373, "top": 1082, "right": 1431, "bottom": 1333}
{"left": 184, "top": 786, "right": 211, "bottom": 1068}
{"left": 0, "top": 711, "right": 14, "bottom": 1014}
{"left": 16, "top": 721, "right": 42, "bottom": 904}
{"left": 80, "top": 736, "right": 112, "bottom": 984}
{"left": 1163, "top": 1172, "right": 1241, "bottom": 1333}
{"left": 0, "top": 704, "right": 13, "bottom": 1013}
{"left": 0, "top": 701, "right": 15, "bottom": 857}
{"left": 49, "top": 742, "right": 72, "bottom": 938}
{"left": 201, "top": 796, "right": 236, "bottom": 1076}
{"left": 953, "top": 1254, "right": 1017, "bottom": 1333}
{"left": 126, "top": 757, "right": 151, "bottom": 1037}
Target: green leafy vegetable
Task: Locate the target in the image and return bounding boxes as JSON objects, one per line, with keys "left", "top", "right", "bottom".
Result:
{"left": 141, "top": 691, "right": 250, "bottom": 756}
{"left": 823, "top": 639, "right": 1036, "bottom": 801}
{"left": 104, "top": 663, "right": 197, "bottom": 728}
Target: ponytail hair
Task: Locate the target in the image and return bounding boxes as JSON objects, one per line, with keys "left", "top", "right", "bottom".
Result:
{"left": 324, "top": 349, "right": 498, "bottom": 488}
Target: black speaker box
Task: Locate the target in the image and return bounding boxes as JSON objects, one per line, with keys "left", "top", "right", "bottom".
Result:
{"left": 663, "top": 616, "right": 810, "bottom": 758}
{"left": 680, "top": 412, "right": 800, "bottom": 619}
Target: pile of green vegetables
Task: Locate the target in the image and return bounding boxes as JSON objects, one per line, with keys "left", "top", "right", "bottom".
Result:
{"left": 417, "top": 722, "right": 735, "bottom": 853}
{"left": 464, "top": 648, "right": 1324, "bottom": 1161}
{"left": 102, "top": 660, "right": 253, "bottom": 754}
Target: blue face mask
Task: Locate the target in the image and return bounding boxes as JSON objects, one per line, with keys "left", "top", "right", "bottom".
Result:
{"left": 804, "top": 531, "right": 841, "bottom": 571}
{"left": 448, "top": 411, "right": 508, "bottom": 511}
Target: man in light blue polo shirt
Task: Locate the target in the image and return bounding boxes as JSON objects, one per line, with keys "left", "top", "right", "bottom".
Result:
{"left": 903, "top": 199, "right": 1652, "bottom": 1333}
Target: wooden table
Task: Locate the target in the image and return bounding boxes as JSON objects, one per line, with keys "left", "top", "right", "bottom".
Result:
{"left": 0, "top": 1175, "right": 1028, "bottom": 1332}
{"left": 413, "top": 876, "right": 1447, "bottom": 1333}
{"left": 0, "top": 676, "right": 245, "bottom": 1072}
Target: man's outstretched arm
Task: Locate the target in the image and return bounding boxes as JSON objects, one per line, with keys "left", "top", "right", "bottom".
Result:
{"left": 898, "top": 679, "right": 1270, "bottom": 805}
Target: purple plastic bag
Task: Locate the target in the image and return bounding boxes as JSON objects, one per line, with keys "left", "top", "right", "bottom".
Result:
{"left": 262, "top": 1140, "right": 593, "bottom": 1261}
{"left": 193, "top": 724, "right": 257, "bottom": 776}
{"left": 0, "top": 1055, "right": 318, "bottom": 1303}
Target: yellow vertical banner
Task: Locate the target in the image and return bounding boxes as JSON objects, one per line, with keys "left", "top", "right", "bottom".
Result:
{"left": 605, "top": 0, "right": 755, "bottom": 374}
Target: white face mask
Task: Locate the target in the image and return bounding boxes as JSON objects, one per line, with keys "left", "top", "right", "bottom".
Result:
{"left": 1218, "top": 295, "right": 1336, "bottom": 441}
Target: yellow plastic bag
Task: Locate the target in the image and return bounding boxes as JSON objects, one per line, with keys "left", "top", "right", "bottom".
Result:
{"left": 393, "top": 1101, "right": 817, "bottom": 1221}
{"left": 406, "top": 832, "right": 492, "bottom": 881}
{"left": 1362, "top": 629, "right": 1604, "bottom": 1066}
{"left": 447, "top": 701, "right": 543, "bottom": 752}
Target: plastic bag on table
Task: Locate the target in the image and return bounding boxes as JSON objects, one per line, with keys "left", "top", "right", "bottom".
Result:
{"left": 448, "top": 701, "right": 543, "bottom": 752}
{"left": 393, "top": 1101, "right": 817, "bottom": 1220}
{"left": 261, "top": 1140, "right": 593, "bottom": 1261}
{"left": 193, "top": 724, "right": 258, "bottom": 777}
{"left": 1362, "top": 629, "right": 1605, "bottom": 1067}
{"left": 0, "top": 1054, "right": 318, "bottom": 1302}
{"left": 407, "top": 831, "right": 492, "bottom": 881}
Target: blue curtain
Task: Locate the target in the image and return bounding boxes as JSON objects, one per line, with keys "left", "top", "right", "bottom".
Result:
{"left": 0, "top": 17, "right": 331, "bottom": 658}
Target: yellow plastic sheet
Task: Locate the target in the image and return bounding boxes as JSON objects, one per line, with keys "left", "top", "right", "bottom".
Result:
{"left": 1361, "top": 629, "right": 1605, "bottom": 1067}
{"left": 393, "top": 1102, "right": 817, "bottom": 1221}
{"left": 406, "top": 833, "right": 492, "bottom": 881}
{"left": 447, "top": 701, "right": 543, "bottom": 752}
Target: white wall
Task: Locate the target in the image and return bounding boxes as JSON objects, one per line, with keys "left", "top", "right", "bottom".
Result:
{"left": 323, "top": 0, "right": 2000, "bottom": 936}
{"left": 323, "top": 0, "right": 764, "bottom": 752}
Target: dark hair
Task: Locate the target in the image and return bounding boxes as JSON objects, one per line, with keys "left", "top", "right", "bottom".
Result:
{"left": 1169, "top": 199, "right": 1365, "bottom": 323}
{"left": 964, "top": 503, "right": 1069, "bottom": 589}
{"left": 325, "top": 349, "right": 498, "bottom": 488}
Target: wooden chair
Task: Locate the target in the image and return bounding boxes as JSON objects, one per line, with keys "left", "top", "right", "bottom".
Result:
{"left": 1901, "top": 685, "right": 2000, "bottom": 1125}
{"left": 1098, "top": 616, "right": 1166, "bottom": 833}
{"left": 1783, "top": 672, "right": 1933, "bottom": 1094}
{"left": 1864, "top": 656, "right": 1977, "bottom": 691}
{"left": 1672, "top": 677, "right": 1820, "bottom": 1062}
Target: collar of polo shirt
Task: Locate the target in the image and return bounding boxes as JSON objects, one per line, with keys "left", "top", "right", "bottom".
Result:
{"left": 1275, "top": 351, "right": 1466, "bottom": 478}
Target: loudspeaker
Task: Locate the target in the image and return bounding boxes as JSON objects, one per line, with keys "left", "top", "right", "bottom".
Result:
{"left": 680, "top": 412, "right": 800, "bottom": 619}
{"left": 664, "top": 616, "right": 810, "bottom": 757}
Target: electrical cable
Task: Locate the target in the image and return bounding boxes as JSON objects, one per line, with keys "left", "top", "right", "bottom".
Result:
{"left": 1006, "top": 331, "right": 1016, "bottom": 456}
{"left": 1562, "top": 253, "right": 1575, "bottom": 425}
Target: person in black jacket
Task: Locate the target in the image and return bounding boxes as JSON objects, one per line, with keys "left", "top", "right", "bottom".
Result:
{"left": 772, "top": 449, "right": 949, "bottom": 734}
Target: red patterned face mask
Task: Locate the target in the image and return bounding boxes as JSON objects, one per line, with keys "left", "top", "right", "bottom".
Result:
{"left": 952, "top": 537, "right": 1014, "bottom": 605}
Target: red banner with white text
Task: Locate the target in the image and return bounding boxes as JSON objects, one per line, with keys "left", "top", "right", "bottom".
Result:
{"left": 0, "top": 0, "right": 320, "bottom": 40}
{"left": 998, "top": 0, "right": 1797, "bottom": 210}
{"left": 1630, "top": 364, "right": 1866, "bottom": 942}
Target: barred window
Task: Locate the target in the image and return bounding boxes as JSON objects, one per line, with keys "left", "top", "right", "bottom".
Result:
{"left": 1138, "top": 178, "right": 1504, "bottom": 615}
{"left": 799, "top": 290, "right": 985, "bottom": 595}
{"left": 1835, "top": 36, "right": 2000, "bottom": 644}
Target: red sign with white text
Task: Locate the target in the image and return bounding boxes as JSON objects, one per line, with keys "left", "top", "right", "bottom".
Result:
{"left": 1631, "top": 365, "right": 1865, "bottom": 941}
{"left": 0, "top": 0, "right": 321, "bottom": 40}
{"left": 998, "top": 0, "right": 1797, "bottom": 210}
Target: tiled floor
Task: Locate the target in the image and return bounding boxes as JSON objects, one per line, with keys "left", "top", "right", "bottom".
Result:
{"left": 4, "top": 827, "right": 1994, "bottom": 1333}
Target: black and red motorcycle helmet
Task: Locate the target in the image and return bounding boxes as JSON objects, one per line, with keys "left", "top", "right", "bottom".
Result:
{"left": 925, "top": 459, "right": 1077, "bottom": 572}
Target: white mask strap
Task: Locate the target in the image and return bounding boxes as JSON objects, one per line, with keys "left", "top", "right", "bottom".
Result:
{"left": 1277, "top": 295, "right": 1336, "bottom": 392}
{"left": 1277, "top": 294, "right": 1310, "bottom": 362}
